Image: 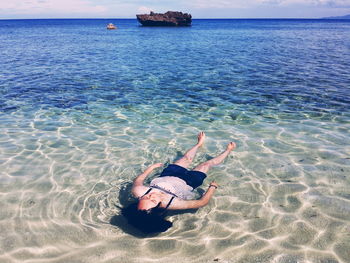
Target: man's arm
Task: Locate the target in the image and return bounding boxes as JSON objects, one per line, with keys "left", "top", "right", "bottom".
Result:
{"left": 131, "top": 163, "right": 163, "bottom": 195}
{"left": 168, "top": 181, "right": 219, "bottom": 210}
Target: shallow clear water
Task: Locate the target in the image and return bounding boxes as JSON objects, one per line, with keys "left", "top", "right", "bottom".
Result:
{"left": 0, "top": 19, "right": 350, "bottom": 263}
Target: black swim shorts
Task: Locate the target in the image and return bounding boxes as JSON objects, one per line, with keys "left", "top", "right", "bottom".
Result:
{"left": 159, "top": 164, "right": 207, "bottom": 189}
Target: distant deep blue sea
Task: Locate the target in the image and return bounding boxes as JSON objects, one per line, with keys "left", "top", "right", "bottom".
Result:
{"left": 0, "top": 19, "right": 349, "bottom": 263}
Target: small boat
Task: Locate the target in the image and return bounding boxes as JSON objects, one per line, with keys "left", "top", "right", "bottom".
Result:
{"left": 107, "top": 23, "right": 117, "bottom": 30}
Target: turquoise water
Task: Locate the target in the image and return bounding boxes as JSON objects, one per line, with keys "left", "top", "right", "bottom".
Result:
{"left": 0, "top": 19, "right": 350, "bottom": 262}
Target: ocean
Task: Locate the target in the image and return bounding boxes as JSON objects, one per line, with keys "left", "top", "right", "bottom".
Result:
{"left": 0, "top": 18, "right": 349, "bottom": 263}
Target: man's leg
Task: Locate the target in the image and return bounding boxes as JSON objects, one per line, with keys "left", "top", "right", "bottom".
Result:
{"left": 174, "top": 132, "right": 205, "bottom": 169}
{"left": 193, "top": 142, "right": 236, "bottom": 174}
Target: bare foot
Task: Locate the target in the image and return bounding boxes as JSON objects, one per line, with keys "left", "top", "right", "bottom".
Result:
{"left": 226, "top": 142, "right": 236, "bottom": 151}
{"left": 197, "top": 131, "right": 206, "bottom": 147}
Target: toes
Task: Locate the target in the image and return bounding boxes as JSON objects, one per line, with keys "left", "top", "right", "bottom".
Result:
{"left": 198, "top": 131, "right": 205, "bottom": 141}
{"left": 227, "top": 142, "right": 236, "bottom": 150}
{"left": 197, "top": 132, "right": 205, "bottom": 146}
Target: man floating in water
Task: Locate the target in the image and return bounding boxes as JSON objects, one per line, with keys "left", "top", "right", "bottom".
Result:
{"left": 122, "top": 132, "right": 235, "bottom": 234}
{"left": 132, "top": 132, "right": 235, "bottom": 211}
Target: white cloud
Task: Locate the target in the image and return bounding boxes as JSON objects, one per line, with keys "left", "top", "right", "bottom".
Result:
{"left": 0, "top": 0, "right": 107, "bottom": 16}
{"left": 256, "top": 0, "right": 350, "bottom": 7}
{"left": 0, "top": 0, "right": 349, "bottom": 18}
{"left": 189, "top": 0, "right": 256, "bottom": 9}
{"left": 137, "top": 6, "right": 153, "bottom": 14}
{"left": 188, "top": 0, "right": 350, "bottom": 9}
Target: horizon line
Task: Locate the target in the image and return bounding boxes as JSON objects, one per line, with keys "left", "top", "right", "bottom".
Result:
{"left": 0, "top": 17, "right": 343, "bottom": 20}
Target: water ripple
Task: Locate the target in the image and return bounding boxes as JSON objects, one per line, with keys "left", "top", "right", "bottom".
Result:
{"left": 0, "top": 19, "right": 349, "bottom": 263}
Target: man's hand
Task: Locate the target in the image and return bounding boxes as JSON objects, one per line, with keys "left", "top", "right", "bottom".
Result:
{"left": 167, "top": 180, "right": 219, "bottom": 210}
{"left": 209, "top": 181, "right": 218, "bottom": 188}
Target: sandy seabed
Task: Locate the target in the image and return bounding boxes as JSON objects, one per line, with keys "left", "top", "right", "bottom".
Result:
{"left": 1, "top": 106, "right": 349, "bottom": 263}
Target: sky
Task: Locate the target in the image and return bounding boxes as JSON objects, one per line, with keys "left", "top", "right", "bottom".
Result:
{"left": 0, "top": 0, "right": 350, "bottom": 19}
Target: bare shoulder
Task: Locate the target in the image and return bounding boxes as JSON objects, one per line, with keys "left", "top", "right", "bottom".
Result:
{"left": 131, "top": 185, "right": 150, "bottom": 198}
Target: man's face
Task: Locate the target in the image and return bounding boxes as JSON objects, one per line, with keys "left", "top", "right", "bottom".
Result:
{"left": 138, "top": 193, "right": 161, "bottom": 211}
